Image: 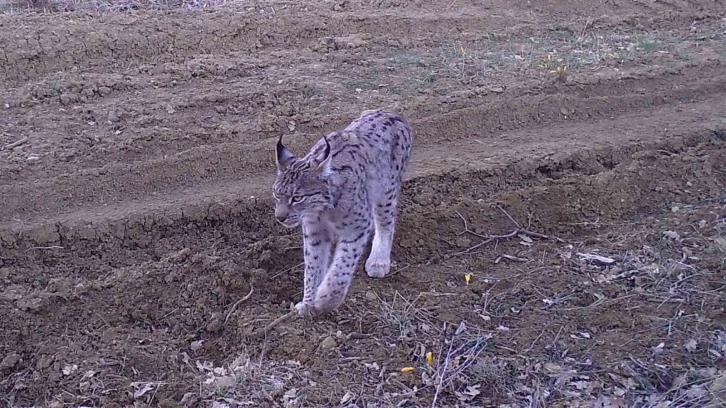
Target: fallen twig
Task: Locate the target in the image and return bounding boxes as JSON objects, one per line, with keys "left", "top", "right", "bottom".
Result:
{"left": 225, "top": 283, "right": 255, "bottom": 324}
{"left": 250, "top": 309, "right": 297, "bottom": 339}
{"left": 25, "top": 246, "right": 64, "bottom": 252}
{"left": 453, "top": 207, "right": 565, "bottom": 256}
{"left": 3, "top": 136, "right": 28, "bottom": 150}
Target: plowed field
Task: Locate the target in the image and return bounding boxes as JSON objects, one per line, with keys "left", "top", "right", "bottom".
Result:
{"left": 1, "top": 1, "right": 725, "bottom": 407}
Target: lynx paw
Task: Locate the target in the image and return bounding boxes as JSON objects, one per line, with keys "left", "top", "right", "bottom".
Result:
{"left": 365, "top": 257, "right": 391, "bottom": 278}
{"left": 294, "top": 301, "right": 320, "bottom": 318}
{"left": 313, "top": 295, "right": 343, "bottom": 314}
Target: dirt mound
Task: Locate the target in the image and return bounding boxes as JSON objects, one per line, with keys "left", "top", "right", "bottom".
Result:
{"left": 1, "top": 1, "right": 725, "bottom": 406}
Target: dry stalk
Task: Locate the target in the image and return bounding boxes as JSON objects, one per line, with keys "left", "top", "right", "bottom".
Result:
{"left": 431, "top": 321, "right": 489, "bottom": 406}
{"left": 225, "top": 283, "right": 255, "bottom": 324}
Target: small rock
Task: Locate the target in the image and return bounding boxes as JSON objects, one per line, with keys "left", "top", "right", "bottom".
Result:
{"left": 662, "top": 231, "right": 681, "bottom": 240}
{"left": 168, "top": 248, "right": 191, "bottom": 263}
{"left": 107, "top": 110, "right": 119, "bottom": 123}
{"left": 73, "top": 282, "right": 88, "bottom": 296}
{"left": 0, "top": 352, "right": 20, "bottom": 371}
{"left": 164, "top": 272, "right": 179, "bottom": 284}
{"left": 320, "top": 336, "right": 336, "bottom": 350}
{"left": 365, "top": 291, "right": 377, "bottom": 301}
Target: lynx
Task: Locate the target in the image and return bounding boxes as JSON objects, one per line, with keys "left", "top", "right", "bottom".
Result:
{"left": 273, "top": 109, "right": 413, "bottom": 317}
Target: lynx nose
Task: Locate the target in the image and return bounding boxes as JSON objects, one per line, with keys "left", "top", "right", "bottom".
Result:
{"left": 275, "top": 207, "right": 288, "bottom": 223}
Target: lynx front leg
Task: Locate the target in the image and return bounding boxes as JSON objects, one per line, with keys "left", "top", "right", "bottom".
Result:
{"left": 295, "top": 217, "right": 332, "bottom": 317}
{"left": 314, "top": 222, "right": 372, "bottom": 314}
{"left": 365, "top": 188, "right": 398, "bottom": 278}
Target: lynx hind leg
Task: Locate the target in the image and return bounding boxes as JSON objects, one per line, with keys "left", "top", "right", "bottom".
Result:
{"left": 366, "top": 188, "right": 398, "bottom": 278}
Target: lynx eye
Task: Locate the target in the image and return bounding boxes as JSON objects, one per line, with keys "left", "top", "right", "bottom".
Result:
{"left": 290, "top": 195, "right": 305, "bottom": 204}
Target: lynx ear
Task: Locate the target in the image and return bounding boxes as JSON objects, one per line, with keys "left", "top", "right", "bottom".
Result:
{"left": 313, "top": 136, "right": 332, "bottom": 177}
{"left": 276, "top": 132, "right": 295, "bottom": 171}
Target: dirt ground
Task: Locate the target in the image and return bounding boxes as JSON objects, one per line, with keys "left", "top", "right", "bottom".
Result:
{"left": 1, "top": 1, "right": 725, "bottom": 407}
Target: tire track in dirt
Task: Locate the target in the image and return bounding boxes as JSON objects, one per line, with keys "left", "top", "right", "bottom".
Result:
{"left": 3, "top": 57, "right": 723, "bottom": 187}
{"left": 1, "top": 92, "right": 723, "bottom": 252}
{"left": 1, "top": 64, "right": 725, "bottom": 227}
{"left": 1, "top": 4, "right": 723, "bottom": 82}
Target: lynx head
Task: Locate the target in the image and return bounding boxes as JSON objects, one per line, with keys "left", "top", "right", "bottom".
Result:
{"left": 272, "top": 133, "right": 333, "bottom": 228}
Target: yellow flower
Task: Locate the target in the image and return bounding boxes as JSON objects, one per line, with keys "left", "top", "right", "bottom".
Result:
{"left": 426, "top": 352, "right": 433, "bottom": 365}
{"left": 401, "top": 366, "right": 414, "bottom": 373}
{"left": 465, "top": 274, "right": 471, "bottom": 284}
{"left": 547, "top": 54, "right": 552, "bottom": 61}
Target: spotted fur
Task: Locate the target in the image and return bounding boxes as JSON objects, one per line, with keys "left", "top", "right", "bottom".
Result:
{"left": 273, "top": 109, "right": 413, "bottom": 317}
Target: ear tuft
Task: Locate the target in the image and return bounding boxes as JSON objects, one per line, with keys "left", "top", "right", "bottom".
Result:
{"left": 276, "top": 132, "right": 295, "bottom": 170}
{"left": 314, "top": 136, "right": 332, "bottom": 176}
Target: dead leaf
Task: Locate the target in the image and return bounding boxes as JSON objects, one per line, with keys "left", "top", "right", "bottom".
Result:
{"left": 709, "top": 372, "right": 726, "bottom": 398}
{"left": 662, "top": 230, "right": 680, "bottom": 240}
{"left": 196, "top": 360, "right": 213, "bottom": 372}
{"left": 282, "top": 388, "right": 298, "bottom": 404}
{"left": 544, "top": 362, "right": 565, "bottom": 373}
{"left": 455, "top": 384, "right": 481, "bottom": 402}
{"left": 191, "top": 340, "right": 204, "bottom": 352}
{"left": 340, "top": 391, "right": 354, "bottom": 404}
{"left": 131, "top": 382, "right": 156, "bottom": 399}
{"left": 62, "top": 364, "right": 78, "bottom": 376}
{"left": 684, "top": 339, "right": 698, "bottom": 353}
{"left": 572, "top": 380, "right": 590, "bottom": 390}
{"left": 576, "top": 252, "right": 615, "bottom": 264}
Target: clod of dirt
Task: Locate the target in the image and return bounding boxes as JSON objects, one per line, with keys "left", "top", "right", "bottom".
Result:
{"left": 167, "top": 247, "right": 191, "bottom": 263}
{"left": 0, "top": 352, "right": 20, "bottom": 371}
{"left": 319, "top": 336, "right": 337, "bottom": 350}
{"left": 206, "top": 313, "right": 224, "bottom": 333}
{"left": 15, "top": 292, "right": 49, "bottom": 313}
{"left": 46, "top": 278, "right": 71, "bottom": 297}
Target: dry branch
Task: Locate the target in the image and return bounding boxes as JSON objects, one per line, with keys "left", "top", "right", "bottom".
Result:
{"left": 453, "top": 207, "right": 565, "bottom": 256}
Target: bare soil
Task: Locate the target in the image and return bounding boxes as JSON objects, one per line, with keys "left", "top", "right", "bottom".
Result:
{"left": 1, "top": 1, "right": 725, "bottom": 407}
